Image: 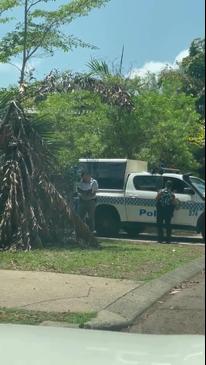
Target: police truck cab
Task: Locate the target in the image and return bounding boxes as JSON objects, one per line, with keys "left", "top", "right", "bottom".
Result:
{"left": 79, "top": 159, "right": 205, "bottom": 239}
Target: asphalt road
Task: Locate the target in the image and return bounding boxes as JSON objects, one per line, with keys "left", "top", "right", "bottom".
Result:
{"left": 98, "top": 231, "right": 205, "bottom": 245}
{"left": 123, "top": 272, "right": 205, "bottom": 335}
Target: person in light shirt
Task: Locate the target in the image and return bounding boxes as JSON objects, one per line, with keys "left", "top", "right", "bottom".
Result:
{"left": 78, "top": 171, "right": 98, "bottom": 233}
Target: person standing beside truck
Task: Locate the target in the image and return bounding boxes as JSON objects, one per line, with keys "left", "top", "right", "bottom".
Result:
{"left": 156, "top": 180, "right": 176, "bottom": 243}
{"left": 78, "top": 171, "right": 98, "bottom": 233}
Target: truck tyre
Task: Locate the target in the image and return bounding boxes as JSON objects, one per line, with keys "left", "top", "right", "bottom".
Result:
{"left": 95, "top": 207, "right": 120, "bottom": 237}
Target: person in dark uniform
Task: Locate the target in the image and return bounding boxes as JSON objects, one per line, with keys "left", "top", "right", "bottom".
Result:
{"left": 156, "top": 180, "right": 176, "bottom": 243}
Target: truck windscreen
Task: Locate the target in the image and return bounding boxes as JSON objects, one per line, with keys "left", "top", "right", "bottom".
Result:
{"left": 189, "top": 177, "right": 205, "bottom": 197}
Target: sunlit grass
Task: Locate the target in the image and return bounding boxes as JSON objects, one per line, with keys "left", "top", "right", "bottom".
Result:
{"left": 0, "top": 241, "right": 204, "bottom": 281}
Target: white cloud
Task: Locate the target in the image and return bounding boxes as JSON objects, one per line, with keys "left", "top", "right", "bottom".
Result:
{"left": 174, "top": 49, "right": 189, "bottom": 64}
{"left": 129, "top": 61, "right": 171, "bottom": 79}
{"left": 128, "top": 49, "right": 189, "bottom": 79}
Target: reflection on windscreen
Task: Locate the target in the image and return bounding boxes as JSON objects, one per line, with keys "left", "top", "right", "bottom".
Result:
{"left": 190, "top": 177, "right": 205, "bottom": 195}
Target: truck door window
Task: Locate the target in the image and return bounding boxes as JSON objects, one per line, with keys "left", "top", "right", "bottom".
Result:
{"left": 133, "top": 176, "right": 162, "bottom": 191}
{"left": 163, "top": 178, "right": 188, "bottom": 194}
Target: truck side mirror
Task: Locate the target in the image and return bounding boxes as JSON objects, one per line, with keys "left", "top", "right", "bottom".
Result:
{"left": 184, "top": 187, "right": 195, "bottom": 195}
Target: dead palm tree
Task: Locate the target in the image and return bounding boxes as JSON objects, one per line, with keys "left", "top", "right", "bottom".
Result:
{"left": 0, "top": 95, "right": 97, "bottom": 250}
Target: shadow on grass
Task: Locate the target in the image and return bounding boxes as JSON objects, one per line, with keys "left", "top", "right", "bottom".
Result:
{"left": 43, "top": 242, "right": 100, "bottom": 251}
{"left": 42, "top": 242, "right": 143, "bottom": 253}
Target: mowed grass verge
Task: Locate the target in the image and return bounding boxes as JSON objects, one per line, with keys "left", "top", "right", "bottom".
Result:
{"left": 0, "top": 241, "right": 204, "bottom": 281}
{"left": 0, "top": 307, "right": 95, "bottom": 326}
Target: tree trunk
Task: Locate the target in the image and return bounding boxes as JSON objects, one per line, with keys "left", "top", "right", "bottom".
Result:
{"left": 20, "top": 0, "right": 28, "bottom": 86}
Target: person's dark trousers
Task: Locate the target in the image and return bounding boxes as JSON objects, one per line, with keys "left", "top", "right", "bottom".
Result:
{"left": 79, "top": 199, "right": 96, "bottom": 232}
{"left": 157, "top": 207, "right": 173, "bottom": 243}
{"left": 157, "top": 209, "right": 164, "bottom": 243}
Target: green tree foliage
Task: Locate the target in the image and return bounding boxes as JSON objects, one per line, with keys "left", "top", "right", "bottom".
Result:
{"left": 85, "top": 58, "right": 145, "bottom": 158}
{"left": 37, "top": 90, "right": 110, "bottom": 167}
{"left": 181, "top": 38, "right": 205, "bottom": 118}
{"left": 34, "top": 62, "right": 142, "bottom": 163}
{"left": 0, "top": 0, "right": 109, "bottom": 84}
{"left": 1, "top": 35, "right": 204, "bottom": 201}
{"left": 160, "top": 38, "right": 205, "bottom": 119}
{"left": 0, "top": 0, "right": 18, "bottom": 22}
{"left": 136, "top": 91, "right": 201, "bottom": 171}
{"left": 35, "top": 73, "right": 201, "bottom": 173}
{"left": 101, "top": 81, "right": 201, "bottom": 172}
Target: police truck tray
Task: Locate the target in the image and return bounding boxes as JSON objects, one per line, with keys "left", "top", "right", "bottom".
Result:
{"left": 79, "top": 159, "right": 148, "bottom": 190}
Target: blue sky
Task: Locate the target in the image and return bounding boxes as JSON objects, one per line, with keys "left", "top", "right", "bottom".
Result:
{"left": 0, "top": 0, "right": 205, "bottom": 87}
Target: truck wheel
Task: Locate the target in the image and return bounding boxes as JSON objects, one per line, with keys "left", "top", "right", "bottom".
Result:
{"left": 95, "top": 208, "right": 120, "bottom": 237}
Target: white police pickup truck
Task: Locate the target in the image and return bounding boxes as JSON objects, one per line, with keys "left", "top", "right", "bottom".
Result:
{"left": 79, "top": 159, "right": 205, "bottom": 239}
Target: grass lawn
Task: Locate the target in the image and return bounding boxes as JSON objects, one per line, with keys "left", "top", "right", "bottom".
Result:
{"left": 0, "top": 241, "right": 204, "bottom": 281}
{"left": 0, "top": 307, "right": 95, "bottom": 326}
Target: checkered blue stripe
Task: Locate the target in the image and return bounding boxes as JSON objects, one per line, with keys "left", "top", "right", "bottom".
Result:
{"left": 98, "top": 196, "right": 125, "bottom": 205}
{"left": 181, "top": 202, "right": 205, "bottom": 210}
{"left": 97, "top": 195, "right": 205, "bottom": 211}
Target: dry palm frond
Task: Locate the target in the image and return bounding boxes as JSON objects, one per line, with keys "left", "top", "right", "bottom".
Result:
{"left": 32, "top": 70, "right": 133, "bottom": 110}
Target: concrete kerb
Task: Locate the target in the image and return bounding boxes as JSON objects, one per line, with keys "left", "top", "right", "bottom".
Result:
{"left": 84, "top": 256, "right": 205, "bottom": 331}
